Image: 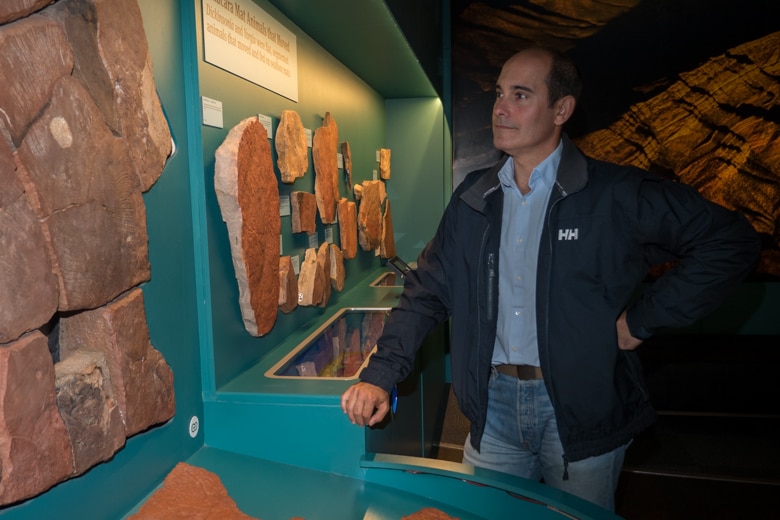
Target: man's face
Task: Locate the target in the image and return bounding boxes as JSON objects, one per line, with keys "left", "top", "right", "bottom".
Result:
{"left": 492, "top": 50, "right": 562, "bottom": 160}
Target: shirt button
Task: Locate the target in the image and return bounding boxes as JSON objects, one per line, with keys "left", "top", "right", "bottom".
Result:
{"left": 515, "top": 275, "right": 522, "bottom": 282}
{"left": 515, "top": 310, "right": 521, "bottom": 316}
{"left": 517, "top": 237, "right": 523, "bottom": 245}
{"left": 512, "top": 347, "right": 519, "bottom": 352}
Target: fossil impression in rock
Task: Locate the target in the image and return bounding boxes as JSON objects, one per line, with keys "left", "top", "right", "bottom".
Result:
{"left": 215, "top": 117, "right": 281, "bottom": 336}
{"left": 275, "top": 109, "right": 308, "bottom": 184}
{"left": 297, "top": 247, "right": 326, "bottom": 307}
{"left": 312, "top": 112, "right": 340, "bottom": 223}
{"left": 290, "top": 190, "right": 317, "bottom": 234}
{"left": 357, "top": 180, "right": 386, "bottom": 251}
{"left": 380, "top": 198, "right": 396, "bottom": 259}
{"left": 278, "top": 255, "right": 298, "bottom": 314}
{"left": 337, "top": 197, "right": 358, "bottom": 259}
{"left": 379, "top": 148, "right": 391, "bottom": 180}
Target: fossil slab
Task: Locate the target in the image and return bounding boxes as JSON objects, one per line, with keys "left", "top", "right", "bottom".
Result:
{"left": 215, "top": 117, "right": 281, "bottom": 336}
{"left": 329, "top": 243, "right": 345, "bottom": 292}
{"left": 278, "top": 255, "right": 298, "bottom": 314}
{"left": 297, "top": 247, "right": 326, "bottom": 307}
{"left": 357, "top": 180, "right": 386, "bottom": 252}
{"left": 290, "top": 190, "right": 317, "bottom": 234}
{"left": 312, "top": 112, "right": 340, "bottom": 223}
{"left": 17, "top": 75, "right": 150, "bottom": 312}
{"left": 0, "top": 332, "right": 74, "bottom": 505}
{"left": 58, "top": 288, "right": 175, "bottom": 437}
{"left": 379, "top": 148, "right": 391, "bottom": 180}
{"left": 380, "top": 198, "right": 397, "bottom": 259}
{"left": 0, "top": 0, "right": 52, "bottom": 25}
{"left": 0, "top": 14, "right": 74, "bottom": 146}
{"left": 337, "top": 198, "right": 358, "bottom": 259}
{"left": 316, "top": 242, "right": 332, "bottom": 307}
{"left": 0, "top": 140, "right": 58, "bottom": 344}
{"left": 55, "top": 349, "right": 125, "bottom": 476}
{"left": 275, "top": 109, "right": 308, "bottom": 183}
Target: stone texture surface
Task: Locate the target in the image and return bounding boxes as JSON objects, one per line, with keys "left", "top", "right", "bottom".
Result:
{"left": 58, "top": 288, "right": 175, "bottom": 437}
{"left": 0, "top": 332, "right": 74, "bottom": 505}
{"left": 312, "top": 112, "right": 340, "bottom": 223}
{"left": 0, "top": 0, "right": 174, "bottom": 504}
{"left": 575, "top": 32, "right": 780, "bottom": 277}
{"left": 316, "top": 242, "right": 332, "bottom": 307}
{"left": 0, "top": 0, "right": 52, "bottom": 25}
{"left": 329, "top": 243, "right": 345, "bottom": 292}
{"left": 129, "top": 462, "right": 257, "bottom": 520}
{"left": 290, "top": 190, "right": 317, "bottom": 234}
{"left": 297, "top": 247, "right": 326, "bottom": 307}
{"left": 342, "top": 328, "right": 363, "bottom": 377}
{"left": 357, "top": 180, "right": 386, "bottom": 252}
{"left": 0, "top": 14, "right": 74, "bottom": 146}
{"left": 0, "top": 140, "right": 59, "bottom": 344}
{"left": 275, "top": 109, "right": 308, "bottom": 183}
{"left": 90, "top": 0, "right": 172, "bottom": 192}
{"left": 380, "top": 198, "right": 397, "bottom": 259}
{"left": 55, "top": 349, "right": 125, "bottom": 476}
{"left": 361, "top": 311, "right": 386, "bottom": 357}
{"left": 341, "top": 140, "right": 353, "bottom": 188}
{"left": 18, "top": 75, "right": 151, "bottom": 311}
{"left": 338, "top": 197, "right": 358, "bottom": 259}
{"left": 278, "top": 255, "right": 298, "bottom": 314}
{"left": 215, "top": 117, "right": 281, "bottom": 336}
{"left": 379, "top": 147, "right": 391, "bottom": 180}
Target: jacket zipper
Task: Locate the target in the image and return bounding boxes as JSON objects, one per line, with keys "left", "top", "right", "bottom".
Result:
{"left": 486, "top": 251, "right": 496, "bottom": 322}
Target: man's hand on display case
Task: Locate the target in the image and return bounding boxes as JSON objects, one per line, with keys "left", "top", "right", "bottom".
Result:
{"left": 340, "top": 382, "right": 390, "bottom": 427}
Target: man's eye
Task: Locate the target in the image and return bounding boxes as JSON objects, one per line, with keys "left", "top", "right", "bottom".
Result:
{"left": 495, "top": 91, "right": 503, "bottom": 99}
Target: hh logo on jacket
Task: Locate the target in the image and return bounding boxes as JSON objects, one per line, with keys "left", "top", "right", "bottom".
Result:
{"left": 558, "top": 228, "right": 579, "bottom": 241}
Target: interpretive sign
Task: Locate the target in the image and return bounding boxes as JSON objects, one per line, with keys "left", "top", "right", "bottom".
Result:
{"left": 202, "top": 0, "right": 298, "bottom": 101}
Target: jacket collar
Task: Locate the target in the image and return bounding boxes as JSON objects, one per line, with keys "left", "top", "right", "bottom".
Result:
{"left": 460, "top": 133, "right": 588, "bottom": 213}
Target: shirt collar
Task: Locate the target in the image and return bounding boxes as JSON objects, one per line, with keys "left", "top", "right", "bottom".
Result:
{"left": 498, "top": 140, "right": 563, "bottom": 193}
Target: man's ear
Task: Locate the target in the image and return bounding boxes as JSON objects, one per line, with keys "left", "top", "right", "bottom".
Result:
{"left": 554, "top": 95, "right": 576, "bottom": 126}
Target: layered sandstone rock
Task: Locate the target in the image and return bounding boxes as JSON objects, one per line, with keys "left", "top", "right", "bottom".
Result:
{"left": 0, "top": 332, "right": 74, "bottom": 505}
{"left": 290, "top": 190, "right": 317, "bottom": 234}
{"left": 380, "top": 199, "right": 397, "bottom": 259}
{"left": 338, "top": 197, "right": 358, "bottom": 259}
{"left": 275, "top": 109, "right": 308, "bottom": 183}
{"left": 379, "top": 148, "right": 391, "bottom": 180}
{"left": 312, "top": 112, "right": 340, "bottom": 223}
{"left": 575, "top": 33, "right": 780, "bottom": 276}
{"left": 329, "top": 243, "right": 345, "bottom": 292}
{"left": 58, "top": 289, "right": 175, "bottom": 437}
{"left": 357, "top": 180, "right": 386, "bottom": 251}
{"left": 278, "top": 256, "right": 298, "bottom": 314}
{"left": 129, "top": 462, "right": 256, "bottom": 520}
{"left": 215, "top": 117, "right": 281, "bottom": 336}
{"left": 55, "top": 350, "right": 125, "bottom": 476}
{"left": 297, "top": 248, "right": 326, "bottom": 307}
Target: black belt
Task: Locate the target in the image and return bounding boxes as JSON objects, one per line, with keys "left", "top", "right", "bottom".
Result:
{"left": 495, "top": 364, "right": 543, "bottom": 380}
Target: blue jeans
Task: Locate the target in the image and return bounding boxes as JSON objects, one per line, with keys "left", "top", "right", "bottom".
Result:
{"left": 462, "top": 369, "right": 627, "bottom": 511}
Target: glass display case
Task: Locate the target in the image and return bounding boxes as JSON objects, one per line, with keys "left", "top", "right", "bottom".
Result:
{"left": 266, "top": 308, "right": 390, "bottom": 379}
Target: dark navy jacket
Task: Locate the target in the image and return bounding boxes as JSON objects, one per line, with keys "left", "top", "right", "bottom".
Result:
{"left": 360, "top": 135, "right": 760, "bottom": 462}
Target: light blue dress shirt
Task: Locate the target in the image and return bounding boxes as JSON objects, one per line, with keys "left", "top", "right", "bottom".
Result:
{"left": 491, "top": 142, "right": 562, "bottom": 366}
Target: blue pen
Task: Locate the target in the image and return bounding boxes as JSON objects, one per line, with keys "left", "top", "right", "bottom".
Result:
{"left": 390, "top": 385, "right": 398, "bottom": 417}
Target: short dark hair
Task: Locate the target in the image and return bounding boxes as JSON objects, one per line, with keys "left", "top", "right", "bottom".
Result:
{"left": 536, "top": 46, "right": 582, "bottom": 107}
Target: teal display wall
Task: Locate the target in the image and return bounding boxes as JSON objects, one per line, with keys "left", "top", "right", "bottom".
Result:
{"left": 187, "top": 0, "right": 448, "bottom": 394}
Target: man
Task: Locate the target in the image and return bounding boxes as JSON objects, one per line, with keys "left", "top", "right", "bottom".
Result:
{"left": 341, "top": 47, "right": 759, "bottom": 511}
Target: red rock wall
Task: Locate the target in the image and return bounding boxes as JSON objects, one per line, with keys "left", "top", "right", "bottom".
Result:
{"left": 0, "top": 0, "right": 174, "bottom": 506}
